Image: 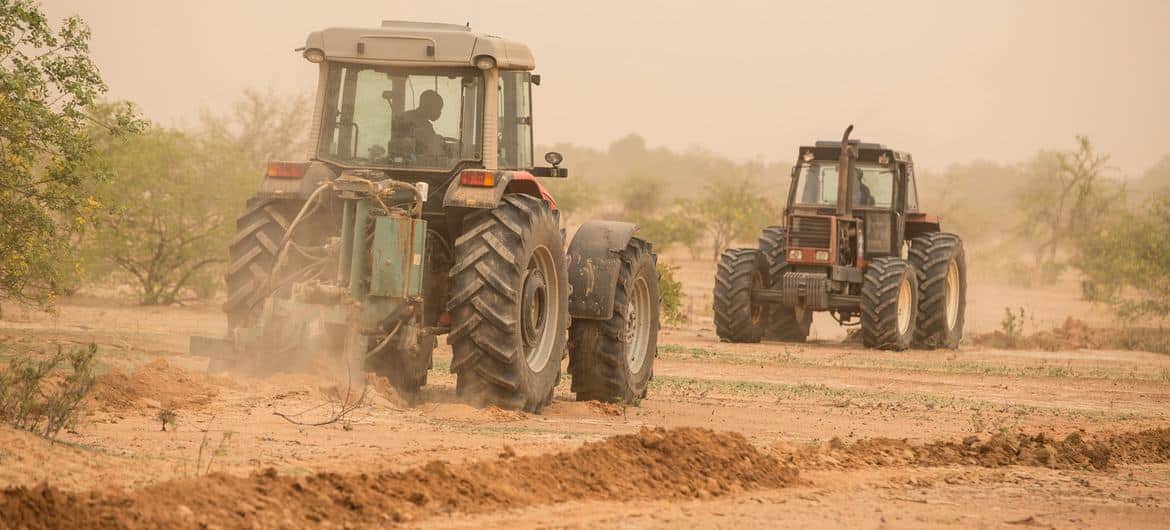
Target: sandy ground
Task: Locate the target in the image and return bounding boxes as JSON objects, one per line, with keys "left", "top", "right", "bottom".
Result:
{"left": 1, "top": 253, "right": 1168, "bottom": 528}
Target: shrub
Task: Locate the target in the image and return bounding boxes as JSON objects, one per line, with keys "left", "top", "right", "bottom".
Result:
{"left": 657, "top": 262, "right": 686, "bottom": 325}
{"left": 0, "top": 344, "right": 98, "bottom": 438}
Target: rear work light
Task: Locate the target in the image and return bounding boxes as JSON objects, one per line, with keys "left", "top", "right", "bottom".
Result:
{"left": 267, "top": 161, "right": 307, "bottom": 179}
{"left": 459, "top": 170, "right": 497, "bottom": 187}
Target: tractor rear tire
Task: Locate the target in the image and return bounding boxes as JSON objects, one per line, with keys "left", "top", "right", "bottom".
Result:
{"left": 909, "top": 233, "right": 967, "bottom": 349}
{"left": 447, "top": 195, "right": 568, "bottom": 412}
{"left": 714, "top": 249, "right": 767, "bottom": 343}
{"left": 860, "top": 257, "right": 918, "bottom": 351}
{"left": 223, "top": 197, "right": 305, "bottom": 329}
{"left": 569, "top": 238, "right": 659, "bottom": 403}
{"left": 757, "top": 226, "right": 812, "bottom": 342}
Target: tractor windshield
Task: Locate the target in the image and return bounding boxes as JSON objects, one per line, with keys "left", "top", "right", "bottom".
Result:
{"left": 795, "top": 163, "right": 895, "bottom": 208}
{"left": 317, "top": 63, "right": 484, "bottom": 170}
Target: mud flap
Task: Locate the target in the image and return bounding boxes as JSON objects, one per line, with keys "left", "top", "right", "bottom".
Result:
{"left": 566, "top": 220, "right": 638, "bottom": 320}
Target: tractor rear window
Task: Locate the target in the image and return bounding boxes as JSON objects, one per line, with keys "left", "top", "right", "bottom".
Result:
{"left": 317, "top": 63, "right": 484, "bottom": 170}
{"left": 796, "top": 163, "right": 894, "bottom": 208}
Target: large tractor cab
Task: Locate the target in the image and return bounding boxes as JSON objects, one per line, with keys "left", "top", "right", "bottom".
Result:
{"left": 714, "top": 126, "right": 966, "bottom": 350}
{"left": 191, "top": 21, "right": 660, "bottom": 412}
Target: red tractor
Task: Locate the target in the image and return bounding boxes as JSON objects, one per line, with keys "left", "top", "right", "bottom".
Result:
{"left": 713, "top": 126, "right": 966, "bottom": 350}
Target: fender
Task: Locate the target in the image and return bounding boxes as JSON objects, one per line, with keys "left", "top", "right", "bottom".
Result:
{"left": 442, "top": 170, "right": 558, "bottom": 209}
{"left": 255, "top": 161, "right": 336, "bottom": 200}
{"left": 566, "top": 220, "right": 639, "bottom": 320}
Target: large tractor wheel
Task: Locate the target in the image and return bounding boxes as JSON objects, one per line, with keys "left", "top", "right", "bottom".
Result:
{"left": 909, "top": 232, "right": 967, "bottom": 349}
{"left": 860, "top": 257, "right": 918, "bottom": 350}
{"left": 223, "top": 197, "right": 305, "bottom": 329}
{"left": 447, "top": 194, "right": 568, "bottom": 412}
{"left": 714, "top": 248, "right": 767, "bottom": 343}
{"left": 757, "top": 226, "right": 813, "bottom": 342}
{"left": 569, "top": 238, "right": 659, "bottom": 403}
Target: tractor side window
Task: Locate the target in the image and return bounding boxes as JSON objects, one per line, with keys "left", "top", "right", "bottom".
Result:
{"left": 498, "top": 71, "right": 533, "bottom": 169}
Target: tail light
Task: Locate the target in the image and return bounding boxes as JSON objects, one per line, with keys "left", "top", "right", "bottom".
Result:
{"left": 267, "top": 161, "right": 307, "bottom": 179}
{"left": 459, "top": 170, "right": 497, "bottom": 187}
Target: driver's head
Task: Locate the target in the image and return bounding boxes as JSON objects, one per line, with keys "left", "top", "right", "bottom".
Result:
{"left": 418, "top": 90, "right": 443, "bottom": 121}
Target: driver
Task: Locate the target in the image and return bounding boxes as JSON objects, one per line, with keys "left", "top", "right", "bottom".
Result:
{"left": 852, "top": 167, "right": 875, "bottom": 206}
{"left": 392, "top": 89, "right": 444, "bottom": 155}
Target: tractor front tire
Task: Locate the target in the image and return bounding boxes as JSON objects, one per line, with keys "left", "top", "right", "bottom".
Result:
{"left": 447, "top": 195, "right": 568, "bottom": 412}
{"left": 860, "top": 257, "right": 919, "bottom": 351}
{"left": 909, "top": 233, "right": 967, "bottom": 349}
{"left": 569, "top": 238, "right": 659, "bottom": 403}
{"left": 714, "top": 249, "right": 767, "bottom": 343}
{"left": 757, "top": 226, "right": 812, "bottom": 342}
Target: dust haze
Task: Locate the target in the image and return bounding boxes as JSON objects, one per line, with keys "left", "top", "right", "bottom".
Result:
{"left": 42, "top": 0, "right": 1170, "bottom": 176}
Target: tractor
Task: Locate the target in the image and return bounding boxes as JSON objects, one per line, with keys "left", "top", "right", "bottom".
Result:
{"left": 189, "top": 21, "right": 660, "bottom": 412}
{"left": 713, "top": 126, "right": 966, "bottom": 350}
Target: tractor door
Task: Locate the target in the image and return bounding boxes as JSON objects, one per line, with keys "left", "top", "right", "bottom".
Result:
{"left": 854, "top": 164, "right": 899, "bottom": 258}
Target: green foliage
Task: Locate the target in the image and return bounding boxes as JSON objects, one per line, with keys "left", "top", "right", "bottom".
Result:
{"left": 1000, "top": 307, "right": 1026, "bottom": 347}
{"left": 198, "top": 88, "right": 312, "bottom": 171}
{"left": 0, "top": 343, "right": 98, "bottom": 438}
{"left": 656, "top": 262, "right": 686, "bottom": 324}
{"left": 82, "top": 127, "right": 254, "bottom": 304}
{"left": 541, "top": 177, "right": 599, "bottom": 223}
{"left": 1075, "top": 195, "right": 1170, "bottom": 318}
{"left": 680, "top": 175, "right": 778, "bottom": 259}
{"left": 635, "top": 208, "right": 703, "bottom": 257}
{"left": 0, "top": 1, "right": 142, "bottom": 307}
{"left": 615, "top": 172, "right": 667, "bottom": 216}
{"left": 1015, "top": 136, "right": 1121, "bottom": 284}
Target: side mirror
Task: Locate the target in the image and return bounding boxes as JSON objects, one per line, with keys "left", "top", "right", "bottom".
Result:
{"left": 531, "top": 73, "right": 542, "bottom": 86}
{"left": 532, "top": 151, "right": 568, "bottom": 178}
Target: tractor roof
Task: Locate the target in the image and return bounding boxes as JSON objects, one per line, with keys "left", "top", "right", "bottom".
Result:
{"left": 802, "top": 140, "right": 913, "bottom": 164}
{"left": 303, "top": 20, "right": 535, "bottom": 70}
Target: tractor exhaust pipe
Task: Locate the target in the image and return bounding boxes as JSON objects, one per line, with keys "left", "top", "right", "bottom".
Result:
{"left": 836, "top": 124, "right": 855, "bottom": 217}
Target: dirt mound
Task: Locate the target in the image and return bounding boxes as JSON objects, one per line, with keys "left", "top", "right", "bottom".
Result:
{"left": 0, "top": 427, "right": 796, "bottom": 528}
{"left": 780, "top": 428, "right": 1170, "bottom": 471}
{"left": 88, "top": 359, "right": 231, "bottom": 412}
{"left": 971, "top": 317, "right": 1170, "bottom": 353}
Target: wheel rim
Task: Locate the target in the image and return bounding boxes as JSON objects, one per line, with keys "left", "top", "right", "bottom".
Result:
{"left": 750, "top": 271, "right": 764, "bottom": 325}
{"left": 896, "top": 277, "right": 912, "bottom": 336}
{"left": 522, "top": 245, "right": 560, "bottom": 372}
{"left": 945, "top": 259, "right": 960, "bottom": 330}
{"left": 625, "top": 276, "right": 652, "bottom": 374}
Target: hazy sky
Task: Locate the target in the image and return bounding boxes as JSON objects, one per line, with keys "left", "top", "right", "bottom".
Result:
{"left": 42, "top": 0, "right": 1170, "bottom": 176}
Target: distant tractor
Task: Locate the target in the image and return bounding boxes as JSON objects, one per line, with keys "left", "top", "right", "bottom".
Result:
{"left": 190, "top": 21, "right": 660, "bottom": 411}
{"left": 713, "top": 126, "right": 966, "bottom": 350}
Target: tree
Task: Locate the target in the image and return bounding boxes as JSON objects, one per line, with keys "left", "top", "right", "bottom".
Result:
{"left": 198, "top": 87, "right": 312, "bottom": 170}
{"left": 84, "top": 128, "right": 253, "bottom": 304}
{"left": 541, "top": 177, "right": 599, "bottom": 224}
{"left": 0, "top": 1, "right": 141, "bottom": 308}
{"left": 615, "top": 172, "right": 667, "bottom": 217}
{"left": 1015, "top": 136, "right": 1120, "bottom": 283}
{"left": 1075, "top": 194, "right": 1170, "bottom": 318}
{"left": 683, "top": 175, "right": 777, "bottom": 259}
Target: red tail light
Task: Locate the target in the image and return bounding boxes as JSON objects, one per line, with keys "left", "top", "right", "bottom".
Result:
{"left": 267, "top": 161, "right": 307, "bottom": 179}
{"left": 459, "top": 170, "right": 497, "bottom": 187}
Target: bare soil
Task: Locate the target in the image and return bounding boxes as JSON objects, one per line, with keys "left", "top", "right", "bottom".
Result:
{"left": 0, "top": 252, "right": 1168, "bottom": 528}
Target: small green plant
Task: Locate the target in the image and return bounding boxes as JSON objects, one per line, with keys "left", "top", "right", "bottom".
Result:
{"left": 157, "top": 408, "right": 178, "bottom": 431}
{"left": 656, "top": 262, "right": 687, "bottom": 324}
{"left": 1000, "top": 306, "right": 1026, "bottom": 347}
{"left": 0, "top": 344, "right": 98, "bottom": 438}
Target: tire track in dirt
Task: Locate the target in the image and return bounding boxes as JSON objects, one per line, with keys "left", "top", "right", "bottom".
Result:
{"left": 3, "top": 427, "right": 1169, "bottom": 529}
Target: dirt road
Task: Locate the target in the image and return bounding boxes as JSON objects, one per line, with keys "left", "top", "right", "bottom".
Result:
{"left": 1, "top": 264, "right": 1169, "bottom": 527}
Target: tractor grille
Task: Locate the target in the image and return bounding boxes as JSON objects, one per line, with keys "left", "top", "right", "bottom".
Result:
{"left": 789, "top": 216, "right": 831, "bottom": 248}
